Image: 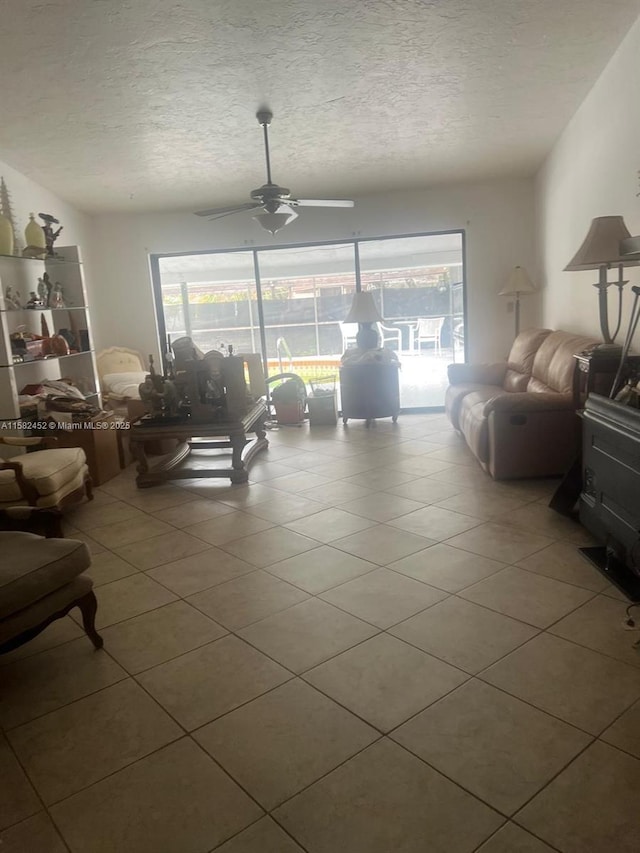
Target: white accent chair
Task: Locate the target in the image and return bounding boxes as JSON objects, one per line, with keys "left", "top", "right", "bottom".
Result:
{"left": 340, "top": 322, "right": 402, "bottom": 352}
{"left": 411, "top": 317, "right": 445, "bottom": 354}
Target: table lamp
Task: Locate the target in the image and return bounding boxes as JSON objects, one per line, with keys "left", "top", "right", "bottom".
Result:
{"left": 564, "top": 216, "right": 639, "bottom": 345}
{"left": 344, "top": 291, "right": 383, "bottom": 349}
{"left": 498, "top": 266, "right": 536, "bottom": 337}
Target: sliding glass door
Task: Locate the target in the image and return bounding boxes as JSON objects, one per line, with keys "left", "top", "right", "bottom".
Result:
{"left": 153, "top": 230, "right": 466, "bottom": 410}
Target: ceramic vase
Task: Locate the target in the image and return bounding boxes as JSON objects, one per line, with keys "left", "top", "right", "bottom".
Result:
{"left": 0, "top": 213, "right": 14, "bottom": 255}
{"left": 25, "top": 213, "right": 45, "bottom": 251}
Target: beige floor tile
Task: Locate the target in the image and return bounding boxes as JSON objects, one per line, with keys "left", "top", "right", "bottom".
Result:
{"left": 89, "top": 515, "right": 175, "bottom": 548}
{"left": 68, "top": 530, "right": 107, "bottom": 555}
{"left": 393, "top": 679, "right": 591, "bottom": 815}
{"left": 387, "top": 504, "right": 482, "bottom": 540}
{"left": 69, "top": 499, "right": 148, "bottom": 531}
{"left": 446, "top": 522, "right": 553, "bottom": 564}
{"left": 459, "top": 566, "right": 595, "bottom": 628}
{"left": 244, "top": 493, "right": 326, "bottom": 524}
{"left": 138, "top": 635, "right": 291, "bottom": 729}
{"left": 500, "top": 502, "right": 593, "bottom": 544}
{"left": 394, "top": 456, "right": 454, "bottom": 476}
{"left": 195, "top": 679, "right": 378, "bottom": 809}
{"left": 0, "top": 616, "right": 82, "bottom": 666}
{"left": 385, "top": 477, "right": 464, "bottom": 504}
{"left": 100, "top": 600, "right": 227, "bottom": 673}
{"left": 338, "top": 492, "right": 425, "bottom": 522}
{"left": 8, "top": 679, "right": 182, "bottom": 804}
{"left": 601, "top": 698, "right": 640, "bottom": 759}
{"left": 320, "top": 568, "right": 447, "bottom": 628}
{"left": 187, "top": 571, "right": 309, "bottom": 629}
{"left": 481, "top": 633, "right": 640, "bottom": 734}
{"left": 184, "top": 511, "right": 274, "bottom": 545}
{"left": 476, "top": 822, "right": 557, "bottom": 852}
{"left": 0, "top": 735, "right": 40, "bottom": 830}
{"left": 516, "top": 540, "right": 611, "bottom": 592}
{"left": 124, "top": 485, "right": 200, "bottom": 512}
{"left": 238, "top": 598, "right": 378, "bottom": 673}
{"left": 265, "top": 546, "right": 378, "bottom": 594}
{"left": 425, "top": 445, "right": 480, "bottom": 466}
{"left": 273, "top": 738, "right": 502, "bottom": 853}
{"left": 549, "top": 594, "right": 640, "bottom": 669}
{"left": 152, "top": 497, "right": 235, "bottom": 527}
{"left": 85, "top": 550, "right": 139, "bottom": 586}
{"left": 516, "top": 740, "right": 640, "bottom": 853}
{"left": 0, "top": 813, "right": 67, "bottom": 853}
{"left": 113, "top": 528, "right": 212, "bottom": 570}
{"left": 90, "top": 573, "right": 178, "bottom": 629}
{"left": 306, "top": 457, "right": 378, "bottom": 479}
{"left": 214, "top": 817, "right": 304, "bottom": 852}
{"left": 268, "top": 471, "right": 333, "bottom": 493}
{"left": 390, "top": 596, "right": 538, "bottom": 674}
{"left": 248, "top": 462, "right": 300, "bottom": 482}
{"left": 429, "top": 465, "right": 492, "bottom": 488}
{"left": 212, "top": 482, "right": 283, "bottom": 508}
{"left": 305, "top": 633, "right": 467, "bottom": 731}
{"left": 387, "top": 542, "right": 507, "bottom": 592}
{"left": 146, "top": 547, "right": 256, "bottom": 596}
{"left": 0, "top": 638, "right": 126, "bottom": 729}
{"left": 435, "top": 489, "right": 533, "bottom": 519}
{"left": 299, "top": 481, "right": 374, "bottom": 505}
{"left": 344, "top": 467, "right": 419, "bottom": 490}
{"left": 51, "top": 738, "right": 262, "bottom": 853}
{"left": 284, "top": 507, "right": 376, "bottom": 542}
{"left": 222, "top": 527, "right": 319, "bottom": 568}
{"left": 332, "top": 523, "right": 435, "bottom": 565}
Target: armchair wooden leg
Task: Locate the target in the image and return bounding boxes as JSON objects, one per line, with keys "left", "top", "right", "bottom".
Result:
{"left": 77, "top": 591, "right": 104, "bottom": 649}
{"left": 85, "top": 475, "right": 94, "bottom": 502}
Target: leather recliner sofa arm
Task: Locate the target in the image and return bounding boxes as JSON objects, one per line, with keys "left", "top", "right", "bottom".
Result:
{"left": 483, "top": 392, "right": 576, "bottom": 416}
{"left": 447, "top": 363, "right": 507, "bottom": 386}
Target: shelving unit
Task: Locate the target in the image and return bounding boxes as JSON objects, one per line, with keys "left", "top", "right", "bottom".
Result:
{"left": 0, "top": 246, "right": 101, "bottom": 422}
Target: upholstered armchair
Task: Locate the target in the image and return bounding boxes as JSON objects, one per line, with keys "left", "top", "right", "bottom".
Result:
{"left": 0, "top": 437, "right": 92, "bottom": 520}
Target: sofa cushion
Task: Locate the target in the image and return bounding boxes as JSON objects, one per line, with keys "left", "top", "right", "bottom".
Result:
{"left": 0, "top": 448, "right": 86, "bottom": 498}
{"left": 503, "top": 329, "right": 553, "bottom": 392}
{"left": 528, "top": 332, "right": 599, "bottom": 394}
{"left": 445, "top": 383, "right": 502, "bottom": 431}
{"left": 0, "top": 468, "right": 24, "bottom": 503}
{"left": 458, "top": 388, "right": 504, "bottom": 463}
{"left": 0, "top": 532, "right": 90, "bottom": 619}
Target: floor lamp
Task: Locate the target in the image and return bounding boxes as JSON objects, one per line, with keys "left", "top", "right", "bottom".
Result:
{"left": 498, "top": 266, "right": 536, "bottom": 337}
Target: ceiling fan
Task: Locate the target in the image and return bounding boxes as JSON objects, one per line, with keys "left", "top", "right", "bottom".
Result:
{"left": 194, "top": 110, "right": 355, "bottom": 235}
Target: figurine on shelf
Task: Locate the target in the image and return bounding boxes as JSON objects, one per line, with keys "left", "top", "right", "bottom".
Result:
{"left": 39, "top": 213, "right": 63, "bottom": 257}
{"left": 4, "top": 286, "right": 21, "bottom": 309}
{"left": 37, "top": 275, "right": 47, "bottom": 305}
{"left": 50, "top": 281, "right": 65, "bottom": 308}
{"left": 26, "top": 291, "right": 44, "bottom": 309}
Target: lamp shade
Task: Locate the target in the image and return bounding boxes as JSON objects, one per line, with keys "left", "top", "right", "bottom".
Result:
{"left": 620, "top": 235, "right": 640, "bottom": 259}
{"left": 253, "top": 206, "right": 298, "bottom": 235}
{"left": 564, "top": 216, "right": 638, "bottom": 270}
{"left": 344, "top": 291, "right": 383, "bottom": 323}
{"left": 498, "top": 266, "right": 536, "bottom": 296}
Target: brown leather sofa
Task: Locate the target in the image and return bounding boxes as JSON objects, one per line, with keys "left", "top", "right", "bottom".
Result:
{"left": 445, "top": 328, "right": 600, "bottom": 480}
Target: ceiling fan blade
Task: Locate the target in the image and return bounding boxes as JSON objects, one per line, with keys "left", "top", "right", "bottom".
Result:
{"left": 293, "top": 199, "right": 355, "bottom": 208}
{"left": 194, "top": 202, "right": 261, "bottom": 217}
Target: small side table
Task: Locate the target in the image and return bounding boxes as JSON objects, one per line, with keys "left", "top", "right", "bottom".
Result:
{"left": 340, "top": 363, "right": 400, "bottom": 427}
{"left": 572, "top": 349, "right": 640, "bottom": 407}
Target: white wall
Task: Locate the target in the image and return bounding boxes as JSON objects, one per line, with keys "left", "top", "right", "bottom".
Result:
{"left": 536, "top": 14, "right": 640, "bottom": 343}
{"left": 89, "top": 177, "right": 536, "bottom": 364}
{"left": 0, "top": 158, "right": 92, "bottom": 256}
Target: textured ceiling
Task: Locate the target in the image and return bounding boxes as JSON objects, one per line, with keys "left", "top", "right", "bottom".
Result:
{"left": 0, "top": 0, "right": 638, "bottom": 213}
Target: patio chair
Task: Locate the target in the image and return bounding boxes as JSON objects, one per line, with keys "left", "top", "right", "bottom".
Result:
{"left": 411, "top": 317, "right": 445, "bottom": 354}
{"left": 341, "top": 322, "right": 401, "bottom": 351}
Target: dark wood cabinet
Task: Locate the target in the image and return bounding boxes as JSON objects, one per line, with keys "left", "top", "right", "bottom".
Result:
{"left": 339, "top": 364, "right": 400, "bottom": 425}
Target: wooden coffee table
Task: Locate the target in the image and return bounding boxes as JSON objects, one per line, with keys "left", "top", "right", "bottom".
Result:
{"left": 129, "top": 402, "right": 268, "bottom": 487}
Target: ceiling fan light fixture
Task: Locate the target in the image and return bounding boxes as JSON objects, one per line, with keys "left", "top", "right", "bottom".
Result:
{"left": 253, "top": 207, "right": 298, "bottom": 235}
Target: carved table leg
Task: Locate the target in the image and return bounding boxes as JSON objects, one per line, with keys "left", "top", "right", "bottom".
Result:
{"left": 77, "top": 591, "right": 104, "bottom": 649}
{"left": 130, "top": 438, "right": 149, "bottom": 476}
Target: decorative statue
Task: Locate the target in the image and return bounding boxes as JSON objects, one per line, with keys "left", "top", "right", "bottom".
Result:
{"left": 37, "top": 275, "right": 46, "bottom": 304}
{"left": 4, "top": 286, "right": 21, "bottom": 309}
{"left": 50, "top": 281, "right": 65, "bottom": 308}
{"left": 26, "top": 291, "right": 44, "bottom": 309}
{"left": 38, "top": 213, "right": 63, "bottom": 257}
{"left": 138, "top": 355, "right": 180, "bottom": 417}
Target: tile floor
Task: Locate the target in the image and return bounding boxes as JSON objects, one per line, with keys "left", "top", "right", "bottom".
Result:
{"left": 2, "top": 413, "right": 640, "bottom": 852}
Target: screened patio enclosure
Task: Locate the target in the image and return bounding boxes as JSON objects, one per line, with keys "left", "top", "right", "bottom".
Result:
{"left": 153, "top": 231, "right": 466, "bottom": 409}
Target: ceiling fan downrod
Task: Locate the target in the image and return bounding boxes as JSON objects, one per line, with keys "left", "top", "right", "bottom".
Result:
{"left": 256, "top": 110, "right": 274, "bottom": 185}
